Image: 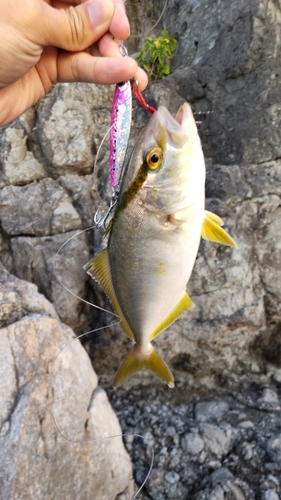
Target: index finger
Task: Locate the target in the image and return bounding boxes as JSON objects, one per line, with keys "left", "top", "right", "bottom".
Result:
{"left": 110, "top": 0, "right": 130, "bottom": 40}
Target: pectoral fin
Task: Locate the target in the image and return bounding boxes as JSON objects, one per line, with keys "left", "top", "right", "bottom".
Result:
{"left": 114, "top": 344, "right": 174, "bottom": 388}
{"left": 84, "top": 249, "right": 135, "bottom": 340}
{"left": 201, "top": 210, "right": 237, "bottom": 248}
{"left": 150, "top": 291, "right": 194, "bottom": 342}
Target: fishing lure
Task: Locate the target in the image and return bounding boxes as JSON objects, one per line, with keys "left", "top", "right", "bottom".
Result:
{"left": 110, "top": 79, "right": 132, "bottom": 189}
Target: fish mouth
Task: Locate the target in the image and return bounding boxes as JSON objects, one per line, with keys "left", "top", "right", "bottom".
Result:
{"left": 143, "top": 103, "right": 197, "bottom": 150}
{"left": 174, "top": 102, "right": 193, "bottom": 128}
{"left": 157, "top": 103, "right": 196, "bottom": 149}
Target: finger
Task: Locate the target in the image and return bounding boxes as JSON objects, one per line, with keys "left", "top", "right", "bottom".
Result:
{"left": 110, "top": 0, "right": 130, "bottom": 40}
{"left": 51, "top": 0, "right": 130, "bottom": 41}
{"left": 97, "top": 33, "right": 124, "bottom": 58}
{"left": 56, "top": 51, "right": 137, "bottom": 84}
{"left": 0, "top": 69, "right": 46, "bottom": 126}
{"left": 38, "top": 0, "right": 115, "bottom": 51}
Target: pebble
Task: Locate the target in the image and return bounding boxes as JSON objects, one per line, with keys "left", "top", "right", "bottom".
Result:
{"left": 199, "top": 423, "right": 233, "bottom": 459}
{"left": 238, "top": 420, "right": 254, "bottom": 428}
{"left": 261, "top": 388, "right": 279, "bottom": 404}
{"left": 195, "top": 401, "right": 229, "bottom": 423}
{"left": 241, "top": 442, "right": 253, "bottom": 460}
{"left": 267, "top": 435, "right": 281, "bottom": 462}
{"left": 164, "top": 471, "right": 180, "bottom": 484}
{"left": 181, "top": 431, "right": 205, "bottom": 455}
{"left": 264, "top": 490, "right": 279, "bottom": 500}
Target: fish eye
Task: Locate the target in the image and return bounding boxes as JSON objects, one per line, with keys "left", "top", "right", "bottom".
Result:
{"left": 146, "top": 147, "right": 163, "bottom": 170}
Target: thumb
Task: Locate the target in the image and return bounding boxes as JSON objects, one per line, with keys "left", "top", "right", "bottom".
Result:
{"left": 38, "top": 0, "right": 115, "bottom": 51}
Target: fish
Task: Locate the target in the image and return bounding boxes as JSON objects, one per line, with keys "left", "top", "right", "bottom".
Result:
{"left": 84, "top": 102, "right": 236, "bottom": 388}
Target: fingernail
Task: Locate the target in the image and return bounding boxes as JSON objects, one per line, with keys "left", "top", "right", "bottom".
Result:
{"left": 86, "top": 0, "right": 106, "bottom": 27}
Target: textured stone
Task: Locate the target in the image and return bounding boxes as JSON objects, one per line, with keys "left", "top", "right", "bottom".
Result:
{"left": 0, "top": 0, "right": 281, "bottom": 497}
{"left": 0, "top": 178, "right": 81, "bottom": 236}
{"left": 199, "top": 423, "right": 233, "bottom": 459}
{"left": 0, "top": 125, "right": 47, "bottom": 187}
{"left": 0, "top": 269, "right": 132, "bottom": 500}
{"left": 9, "top": 232, "right": 90, "bottom": 330}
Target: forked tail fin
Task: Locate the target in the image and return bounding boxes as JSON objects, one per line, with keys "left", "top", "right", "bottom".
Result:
{"left": 114, "top": 343, "right": 175, "bottom": 388}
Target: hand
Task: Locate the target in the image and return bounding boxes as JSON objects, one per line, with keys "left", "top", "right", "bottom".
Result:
{"left": 0, "top": 0, "right": 148, "bottom": 126}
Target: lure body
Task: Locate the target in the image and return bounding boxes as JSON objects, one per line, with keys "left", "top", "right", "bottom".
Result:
{"left": 110, "top": 81, "right": 132, "bottom": 189}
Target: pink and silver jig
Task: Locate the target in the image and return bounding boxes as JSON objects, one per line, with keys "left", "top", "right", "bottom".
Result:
{"left": 109, "top": 42, "right": 132, "bottom": 190}
{"left": 110, "top": 80, "right": 132, "bottom": 189}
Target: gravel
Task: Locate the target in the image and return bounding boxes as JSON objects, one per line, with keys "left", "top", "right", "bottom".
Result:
{"left": 106, "top": 380, "right": 281, "bottom": 499}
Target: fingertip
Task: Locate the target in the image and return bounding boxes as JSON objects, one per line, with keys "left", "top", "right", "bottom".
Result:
{"left": 110, "top": 0, "right": 130, "bottom": 40}
{"left": 135, "top": 67, "right": 148, "bottom": 92}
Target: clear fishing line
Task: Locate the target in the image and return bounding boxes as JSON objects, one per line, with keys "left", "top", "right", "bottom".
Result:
{"left": 50, "top": 2, "right": 172, "bottom": 497}
{"left": 124, "top": 0, "right": 169, "bottom": 38}
{"left": 52, "top": 227, "right": 155, "bottom": 499}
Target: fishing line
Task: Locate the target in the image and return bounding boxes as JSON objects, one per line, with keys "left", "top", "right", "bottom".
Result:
{"left": 53, "top": 227, "right": 155, "bottom": 499}
{"left": 124, "top": 0, "right": 169, "bottom": 39}
{"left": 51, "top": 2, "right": 172, "bottom": 497}
{"left": 48, "top": 327, "right": 155, "bottom": 500}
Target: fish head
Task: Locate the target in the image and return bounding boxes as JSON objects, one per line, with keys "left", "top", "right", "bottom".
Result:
{"left": 138, "top": 102, "right": 206, "bottom": 214}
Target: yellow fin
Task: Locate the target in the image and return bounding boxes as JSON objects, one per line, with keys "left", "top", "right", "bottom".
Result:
{"left": 83, "top": 250, "right": 135, "bottom": 340}
{"left": 204, "top": 210, "right": 224, "bottom": 226}
{"left": 114, "top": 344, "right": 174, "bottom": 388}
{"left": 150, "top": 292, "right": 195, "bottom": 342}
{"left": 201, "top": 211, "right": 237, "bottom": 248}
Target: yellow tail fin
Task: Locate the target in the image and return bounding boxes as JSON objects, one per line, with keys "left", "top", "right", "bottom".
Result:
{"left": 114, "top": 344, "right": 174, "bottom": 388}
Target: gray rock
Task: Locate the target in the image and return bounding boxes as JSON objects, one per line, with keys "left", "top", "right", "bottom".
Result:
{"left": 0, "top": 125, "right": 47, "bottom": 187}
{"left": 0, "top": 178, "right": 81, "bottom": 236}
{"left": 195, "top": 400, "right": 230, "bottom": 423}
{"left": 200, "top": 423, "right": 233, "bottom": 459}
{"left": 164, "top": 471, "right": 180, "bottom": 484}
{"left": 264, "top": 491, "right": 279, "bottom": 500}
{"left": 9, "top": 232, "right": 90, "bottom": 331}
{"left": 181, "top": 431, "right": 205, "bottom": 455}
{"left": 267, "top": 435, "right": 281, "bottom": 463}
{"left": 0, "top": 269, "right": 132, "bottom": 500}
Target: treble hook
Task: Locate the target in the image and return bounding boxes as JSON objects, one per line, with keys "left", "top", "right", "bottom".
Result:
{"left": 94, "top": 195, "right": 118, "bottom": 228}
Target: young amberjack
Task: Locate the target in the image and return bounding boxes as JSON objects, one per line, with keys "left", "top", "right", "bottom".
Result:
{"left": 84, "top": 103, "right": 236, "bottom": 388}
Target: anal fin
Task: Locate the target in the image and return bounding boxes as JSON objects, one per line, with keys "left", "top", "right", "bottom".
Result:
{"left": 114, "top": 344, "right": 174, "bottom": 388}
{"left": 84, "top": 249, "right": 135, "bottom": 340}
{"left": 201, "top": 210, "right": 237, "bottom": 248}
{"left": 150, "top": 291, "right": 194, "bottom": 342}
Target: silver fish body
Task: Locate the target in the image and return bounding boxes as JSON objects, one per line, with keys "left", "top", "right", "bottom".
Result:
{"left": 109, "top": 104, "right": 205, "bottom": 348}
{"left": 85, "top": 103, "right": 236, "bottom": 387}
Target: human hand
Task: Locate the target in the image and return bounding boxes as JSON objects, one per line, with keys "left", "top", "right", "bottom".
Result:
{"left": 0, "top": 0, "right": 148, "bottom": 126}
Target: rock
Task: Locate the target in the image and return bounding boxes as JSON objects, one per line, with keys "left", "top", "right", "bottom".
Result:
{"left": 267, "top": 435, "right": 281, "bottom": 463}
{"left": 0, "top": 178, "right": 82, "bottom": 236}
{"left": 195, "top": 400, "right": 229, "bottom": 423}
{"left": 164, "top": 471, "right": 180, "bottom": 484}
{"left": 264, "top": 491, "right": 279, "bottom": 500}
{"left": 1, "top": 0, "right": 281, "bottom": 498}
{"left": 0, "top": 125, "right": 47, "bottom": 187}
{"left": 181, "top": 432, "right": 205, "bottom": 455}
{"left": 34, "top": 83, "right": 113, "bottom": 178}
{"left": 200, "top": 423, "right": 233, "bottom": 460}
{"left": 0, "top": 269, "right": 133, "bottom": 500}
{"left": 9, "top": 232, "right": 90, "bottom": 331}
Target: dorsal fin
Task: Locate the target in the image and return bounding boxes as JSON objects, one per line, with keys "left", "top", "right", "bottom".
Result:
{"left": 150, "top": 291, "right": 194, "bottom": 342}
{"left": 201, "top": 210, "right": 237, "bottom": 247}
{"left": 84, "top": 250, "right": 135, "bottom": 340}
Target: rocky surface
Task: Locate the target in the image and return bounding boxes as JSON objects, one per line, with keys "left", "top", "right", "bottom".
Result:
{"left": 108, "top": 382, "right": 281, "bottom": 500}
{"left": 0, "top": 0, "right": 281, "bottom": 498}
{"left": 0, "top": 267, "right": 133, "bottom": 500}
